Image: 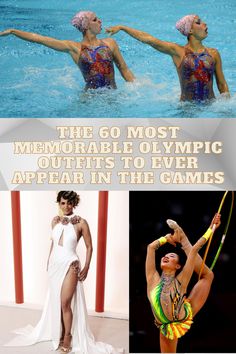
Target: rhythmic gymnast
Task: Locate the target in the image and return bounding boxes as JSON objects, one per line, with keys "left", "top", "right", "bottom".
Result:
{"left": 146, "top": 213, "right": 221, "bottom": 353}
{"left": 0, "top": 11, "right": 135, "bottom": 90}
{"left": 107, "top": 15, "right": 230, "bottom": 101}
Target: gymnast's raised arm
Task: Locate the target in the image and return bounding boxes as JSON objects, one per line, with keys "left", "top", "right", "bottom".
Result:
{"left": 146, "top": 234, "right": 176, "bottom": 286}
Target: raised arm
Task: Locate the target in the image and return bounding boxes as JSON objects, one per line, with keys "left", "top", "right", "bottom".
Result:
{"left": 104, "top": 37, "right": 135, "bottom": 82}
{"left": 79, "top": 219, "right": 93, "bottom": 281}
{"left": 0, "top": 29, "right": 81, "bottom": 61}
{"left": 146, "top": 234, "right": 176, "bottom": 286}
{"left": 211, "top": 49, "right": 230, "bottom": 97}
{"left": 106, "top": 25, "right": 180, "bottom": 57}
{"left": 177, "top": 213, "right": 221, "bottom": 289}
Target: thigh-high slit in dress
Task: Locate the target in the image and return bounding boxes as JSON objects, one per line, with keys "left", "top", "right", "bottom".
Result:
{"left": 5, "top": 215, "right": 123, "bottom": 353}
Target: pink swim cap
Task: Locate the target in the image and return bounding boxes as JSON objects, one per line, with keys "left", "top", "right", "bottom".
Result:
{"left": 71, "top": 11, "right": 95, "bottom": 32}
{"left": 176, "top": 14, "right": 197, "bottom": 36}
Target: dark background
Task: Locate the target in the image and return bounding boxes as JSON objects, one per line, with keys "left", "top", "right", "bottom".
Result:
{"left": 129, "top": 191, "right": 236, "bottom": 353}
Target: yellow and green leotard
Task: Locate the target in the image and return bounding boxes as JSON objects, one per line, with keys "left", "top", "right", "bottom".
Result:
{"left": 150, "top": 279, "right": 193, "bottom": 340}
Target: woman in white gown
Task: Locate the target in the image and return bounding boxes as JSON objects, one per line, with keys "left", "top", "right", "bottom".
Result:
{"left": 5, "top": 191, "right": 123, "bottom": 353}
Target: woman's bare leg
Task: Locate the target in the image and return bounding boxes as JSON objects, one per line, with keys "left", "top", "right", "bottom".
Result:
{"left": 61, "top": 262, "right": 78, "bottom": 346}
{"left": 60, "top": 309, "right": 65, "bottom": 341}
{"left": 160, "top": 332, "right": 178, "bottom": 353}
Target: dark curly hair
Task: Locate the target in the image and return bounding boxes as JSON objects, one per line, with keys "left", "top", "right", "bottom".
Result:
{"left": 56, "top": 191, "right": 80, "bottom": 207}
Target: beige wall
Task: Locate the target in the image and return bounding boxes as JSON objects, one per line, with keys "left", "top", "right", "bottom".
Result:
{"left": 0, "top": 191, "right": 129, "bottom": 318}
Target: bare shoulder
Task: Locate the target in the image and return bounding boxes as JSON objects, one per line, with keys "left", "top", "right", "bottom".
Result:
{"left": 207, "top": 46, "right": 218, "bottom": 53}
{"left": 71, "top": 40, "right": 81, "bottom": 47}
{"left": 170, "top": 43, "right": 185, "bottom": 65}
{"left": 68, "top": 40, "right": 81, "bottom": 49}
{"left": 76, "top": 217, "right": 91, "bottom": 237}
{"left": 102, "top": 37, "right": 118, "bottom": 49}
{"left": 71, "top": 215, "right": 88, "bottom": 227}
{"left": 79, "top": 217, "right": 89, "bottom": 227}
{"left": 166, "top": 42, "right": 185, "bottom": 60}
{"left": 173, "top": 43, "right": 185, "bottom": 54}
{"left": 207, "top": 47, "right": 220, "bottom": 58}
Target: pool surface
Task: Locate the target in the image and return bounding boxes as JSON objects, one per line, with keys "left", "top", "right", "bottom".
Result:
{"left": 0, "top": 0, "right": 236, "bottom": 118}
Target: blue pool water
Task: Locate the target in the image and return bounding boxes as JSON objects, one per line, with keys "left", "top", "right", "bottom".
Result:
{"left": 0, "top": 0, "right": 236, "bottom": 118}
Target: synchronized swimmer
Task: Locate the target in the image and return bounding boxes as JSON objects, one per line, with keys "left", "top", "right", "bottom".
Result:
{"left": 0, "top": 11, "right": 135, "bottom": 90}
{"left": 107, "top": 14, "right": 230, "bottom": 101}
{"left": 0, "top": 11, "right": 230, "bottom": 101}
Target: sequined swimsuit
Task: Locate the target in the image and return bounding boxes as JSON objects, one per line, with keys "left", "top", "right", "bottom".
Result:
{"left": 149, "top": 278, "right": 193, "bottom": 340}
{"left": 178, "top": 47, "right": 215, "bottom": 101}
{"left": 78, "top": 42, "right": 117, "bottom": 90}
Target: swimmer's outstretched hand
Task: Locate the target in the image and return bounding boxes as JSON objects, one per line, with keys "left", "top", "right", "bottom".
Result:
{"left": 106, "top": 26, "right": 121, "bottom": 35}
{"left": 0, "top": 29, "right": 13, "bottom": 36}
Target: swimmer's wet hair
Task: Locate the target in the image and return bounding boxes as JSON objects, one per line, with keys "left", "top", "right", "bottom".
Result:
{"left": 56, "top": 191, "right": 80, "bottom": 207}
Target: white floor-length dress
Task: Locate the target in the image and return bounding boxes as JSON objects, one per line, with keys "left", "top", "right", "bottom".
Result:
{"left": 5, "top": 215, "right": 123, "bottom": 353}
